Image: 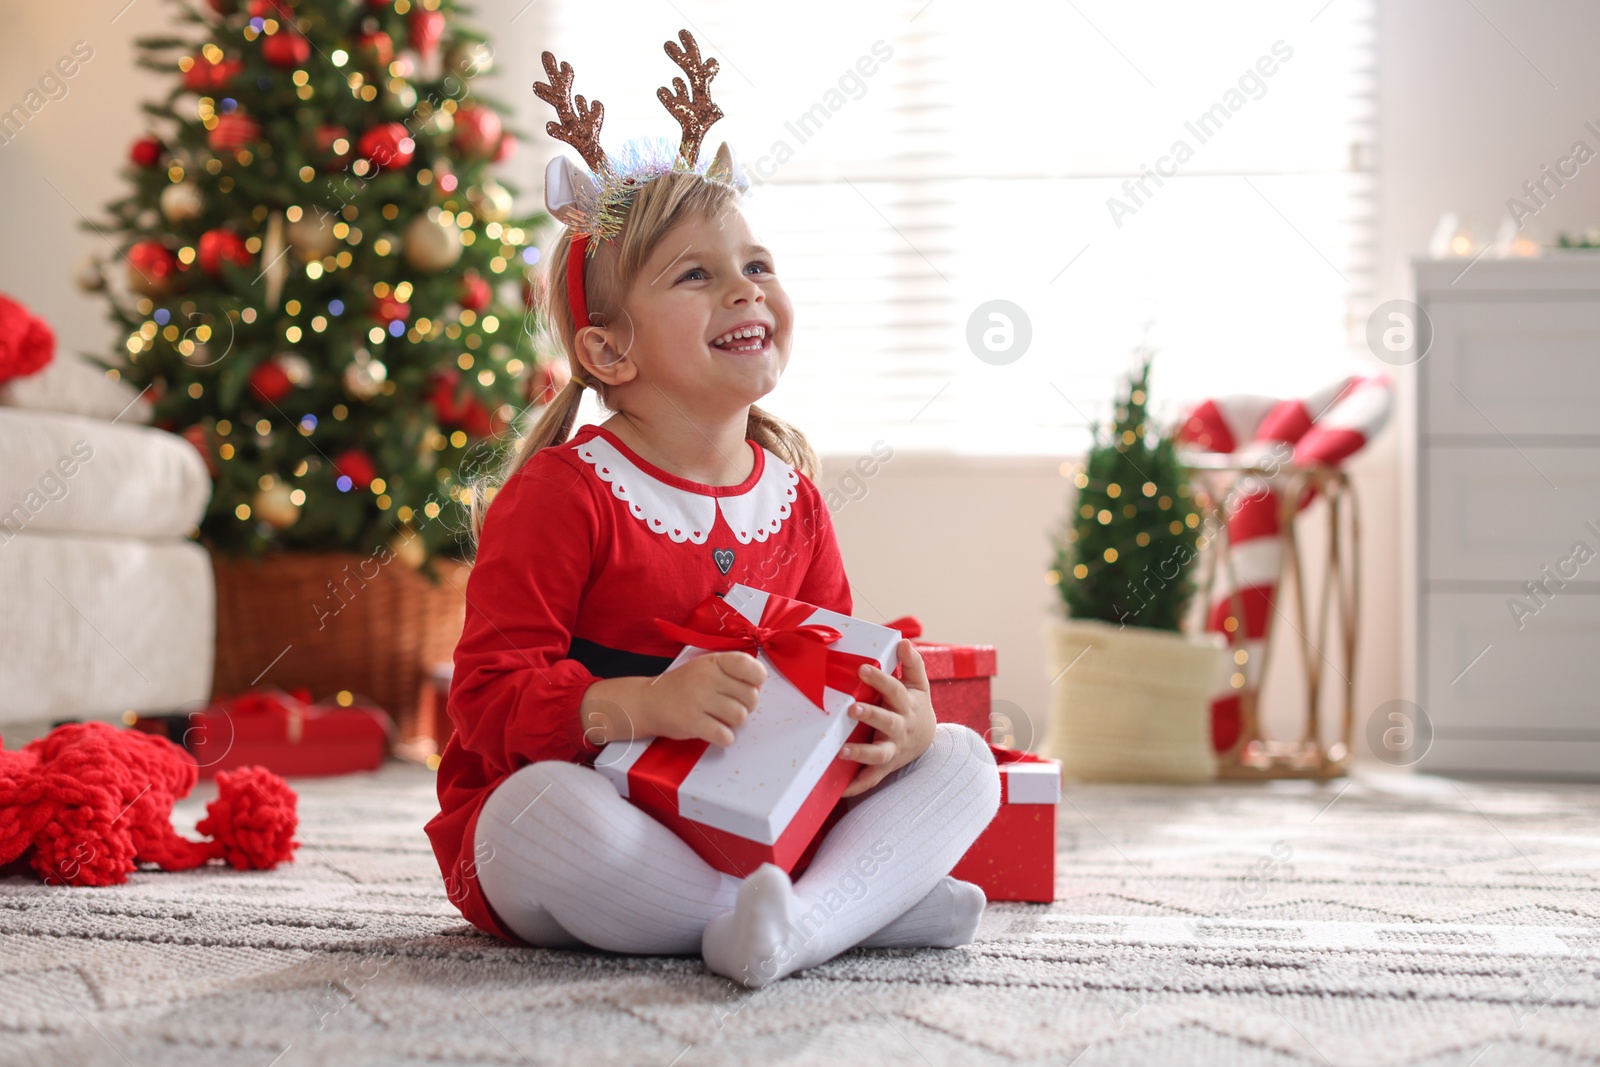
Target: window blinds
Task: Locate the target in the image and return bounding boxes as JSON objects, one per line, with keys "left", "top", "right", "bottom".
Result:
{"left": 531, "top": 0, "right": 1375, "bottom": 457}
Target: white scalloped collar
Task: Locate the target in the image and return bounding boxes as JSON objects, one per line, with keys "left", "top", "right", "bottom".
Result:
{"left": 570, "top": 424, "right": 799, "bottom": 545}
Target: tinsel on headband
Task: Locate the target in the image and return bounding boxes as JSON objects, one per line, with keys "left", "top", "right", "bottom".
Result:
{"left": 537, "top": 30, "right": 750, "bottom": 254}
{"left": 568, "top": 136, "right": 737, "bottom": 249}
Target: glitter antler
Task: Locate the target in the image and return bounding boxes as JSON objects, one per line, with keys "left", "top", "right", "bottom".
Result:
{"left": 657, "top": 30, "right": 724, "bottom": 166}
{"left": 533, "top": 51, "right": 607, "bottom": 172}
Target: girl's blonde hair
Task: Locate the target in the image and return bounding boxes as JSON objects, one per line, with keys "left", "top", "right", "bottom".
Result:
{"left": 468, "top": 170, "right": 819, "bottom": 547}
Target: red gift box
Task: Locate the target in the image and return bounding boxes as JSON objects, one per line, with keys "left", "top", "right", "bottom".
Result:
{"left": 885, "top": 615, "right": 997, "bottom": 737}
{"left": 950, "top": 745, "right": 1060, "bottom": 902}
{"left": 181, "top": 688, "right": 392, "bottom": 778}
{"left": 596, "top": 585, "right": 903, "bottom": 878}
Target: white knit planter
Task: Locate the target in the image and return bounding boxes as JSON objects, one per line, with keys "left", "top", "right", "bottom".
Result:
{"left": 1043, "top": 617, "right": 1224, "bottom": 783}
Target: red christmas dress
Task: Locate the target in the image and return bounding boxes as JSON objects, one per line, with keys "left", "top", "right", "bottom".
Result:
{"left": 425, "top": 422, "right": 853, "bottom": 942}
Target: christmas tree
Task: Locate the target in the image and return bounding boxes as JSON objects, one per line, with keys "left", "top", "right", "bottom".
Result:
{"left": 87, "top": 0, "right": 548, "bottom": 565}
{"left": 1052, "top": 345, "right": 1203, "bottom": 631}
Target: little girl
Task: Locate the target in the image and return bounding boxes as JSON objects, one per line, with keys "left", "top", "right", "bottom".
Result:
{"left": 425, "top": 34, "right": 999, "bottom": 988}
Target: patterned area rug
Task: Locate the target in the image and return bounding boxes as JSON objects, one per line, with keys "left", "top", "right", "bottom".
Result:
{"left": 3, "top": 763, "right": 1598, "bottom": 1067}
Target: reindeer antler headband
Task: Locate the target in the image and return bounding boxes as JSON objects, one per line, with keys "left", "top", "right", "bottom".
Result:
{"left": 535, "top": 30, "right": 750, "bottom": 336}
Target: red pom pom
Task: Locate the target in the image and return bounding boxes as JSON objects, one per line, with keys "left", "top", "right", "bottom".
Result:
{"left": 198, "top": 229, "right": 253, "bottom": 275}
{"left": 209, "top": 112, "right": 261, "bottom": 153}
{"left": 0, "top": 294, "right": 56, "bottom": 386}
{"left": 262, "top": 31, "right": 311, "bottom": 68}
{"left": 458, "top": 271, "right": 491, "bottom": 312}
{"left": 129, "top": 136, "right": 163, "bottom": 168}
{"left": 196, "top": 766, "right": 299, "bottom": 870}
{"left": 249, "top": 359, "right": 293, "bottom": 403}
{"left": 359, "top": 123, "right": 414, "bottom": 169}
{"left": 451, "top": 107, "right": 502, "bottom": 160}
{"left": 333, "top": 449, "right": 377, "bottom": 490}
{"left": 31, "top": 794, "right": 134, "bottom": 887}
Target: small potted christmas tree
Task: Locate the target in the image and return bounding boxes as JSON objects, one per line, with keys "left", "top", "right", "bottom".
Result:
{"left": 1044, "top": 344, "right": 1224, "bottom": 781}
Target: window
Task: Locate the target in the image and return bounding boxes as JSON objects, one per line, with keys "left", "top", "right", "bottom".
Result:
{"left": 533, "top": 0, "right": 1375, "bottom": 456}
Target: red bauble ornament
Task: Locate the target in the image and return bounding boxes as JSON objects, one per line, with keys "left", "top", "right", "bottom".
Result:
{"left": 451, "top": 107, "right": 502, "bottom": 160}
{"left": 408, "top": 9, "right": 445, "bottom": 58}
{"left": 458, "top": 271, "right": 491, "bottom": 313}
{"left": 529, "top": 360, "right": 570, "bottom": 407}
{"left": 248, "top": 0, "right": 296, "bottom": 17}
{"left": 180, "top": 425, "right": 219, "bottom": 477}
{"left": 355, "top": 31, "right": 394, "bottom": 69}
{"left": 494, "top": 131, "right": 517, "bottom": 163}
{"left": 332, "top": 449, "right": 377, "bottom": 490}
{"left": 209, "top": 113, "right": 261, "bottom": 153}
{"left": 308, "top": 125, "right": 351, "bottom": 170}
{"left": 184, "top": 55, "right": 242, "bottom": 92}
{"left": 0, "top": 294, "right": 55, "bottom": 386}
{"left": 183, "top": 56, "right": 216, "bottom": 92}
{"left": 129, "top": 136, "right": 163, "bottom": 168}
{"left": 371, "top": 294, "right": 410, "bottom": 323}
{"left": 429, "top": 369, "right": 495, "bottom": 437}
{"left": 248, "top": 359, "right": 293, "bottom": 403}
{"left": 262, "top": 31, "right": 311, "bottom": 68}
{"left": 127, "top": 241, "right": 179, "bottom": 289}
{"left": 358, "top": 123, "right": 414, "bottom": 168}
{"left": 198, "top": 229, "right": 253, "bottom": 275}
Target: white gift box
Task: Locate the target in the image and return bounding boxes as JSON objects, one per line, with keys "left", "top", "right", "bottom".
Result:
{"left": 593, "top": 583, "right": 903, "bottom": 876}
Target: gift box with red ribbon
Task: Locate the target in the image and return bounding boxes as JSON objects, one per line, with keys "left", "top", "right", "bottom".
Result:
{"left": 883, "top": 615, "right": 997, "bottom": 737}
{"left": 949, "top": 745, "right": 1061, "bottom": 902}
{"left": 175, "top": 688, "right": 393, "bottom": 778}
{"left": 594, "top": 584, "right": 904, "bottom": 878}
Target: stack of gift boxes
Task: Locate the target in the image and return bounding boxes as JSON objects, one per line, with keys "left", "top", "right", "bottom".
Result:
{"left": 598, "top": 584, "right": 1059, "bottom": 903}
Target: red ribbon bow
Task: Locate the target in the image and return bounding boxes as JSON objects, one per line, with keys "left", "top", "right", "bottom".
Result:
{"left": 655, "top": 592, "right": 880, "bottom": 711}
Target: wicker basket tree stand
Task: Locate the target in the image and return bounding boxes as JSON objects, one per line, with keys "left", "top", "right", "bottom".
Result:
{"left": 210, "top": 551, "right": 470, "bottom": 731}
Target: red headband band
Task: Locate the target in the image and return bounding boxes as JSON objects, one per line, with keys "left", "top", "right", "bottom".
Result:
{"left": 567, "top": 232, "right": 590, "bottom": 330}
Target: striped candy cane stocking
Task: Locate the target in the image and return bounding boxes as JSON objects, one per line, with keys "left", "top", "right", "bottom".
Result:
{"left": 1178, "top": 377, "right": 1392, "bottom": 752}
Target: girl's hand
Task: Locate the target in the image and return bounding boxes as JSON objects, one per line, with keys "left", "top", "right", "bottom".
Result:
{"left": 640, "top": 651, "right": 767, "bottom": 747}
{"left": 839, "top": 640, "right": 936, "bottom": 797}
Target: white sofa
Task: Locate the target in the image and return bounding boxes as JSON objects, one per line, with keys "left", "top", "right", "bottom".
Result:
{"left": 0, "top": 355, "right": 214, "bottom": 731}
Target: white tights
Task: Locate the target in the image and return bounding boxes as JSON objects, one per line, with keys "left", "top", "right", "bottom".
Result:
{"left": 473, "top": 723, "right": 1000, "bottom": 985}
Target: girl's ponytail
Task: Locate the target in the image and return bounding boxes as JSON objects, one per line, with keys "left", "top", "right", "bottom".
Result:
{"left": 746, "top": 402, "right": 818, "bottom": 484}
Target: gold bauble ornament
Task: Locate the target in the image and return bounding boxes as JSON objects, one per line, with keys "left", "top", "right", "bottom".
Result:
{"left": 160, "top": 181, "right": 205, "bottom": 223}
{"left": 402, "top": 214, "right": 462, "bottom": 272}
{"left": 277, "top": 351, "right": 313, "bottom": 386}
{"left": 252, "top": 483, "right": 300, "bottom": 529}
{"left": 445, "top": 40, "right": 494, "bottom": 79}
{"left": 286, "top": 215, "right": 341, "bottom": 262}
{"left": 466, "top": 180, "right": 513, "bottom": 223}
{"left": 389, "top": 526, "right": 427, "bottom": 569}
{"left": 342, "top": 349, "right": 387, "bottom": 400}
{"left": 419, "top": 107, "right": 454, "bottom": 137}
{"left": 73, "top": 256, "right": 105, "bottom": 293}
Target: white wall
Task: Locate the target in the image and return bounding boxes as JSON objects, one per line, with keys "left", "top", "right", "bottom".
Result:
{"left": 7, "top": 1, "right": 1600, "bottom": 760}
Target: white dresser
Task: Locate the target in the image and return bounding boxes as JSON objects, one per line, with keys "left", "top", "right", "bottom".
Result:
{"left": 1408, "top": 257, "right": 1600, "bottom": 778}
